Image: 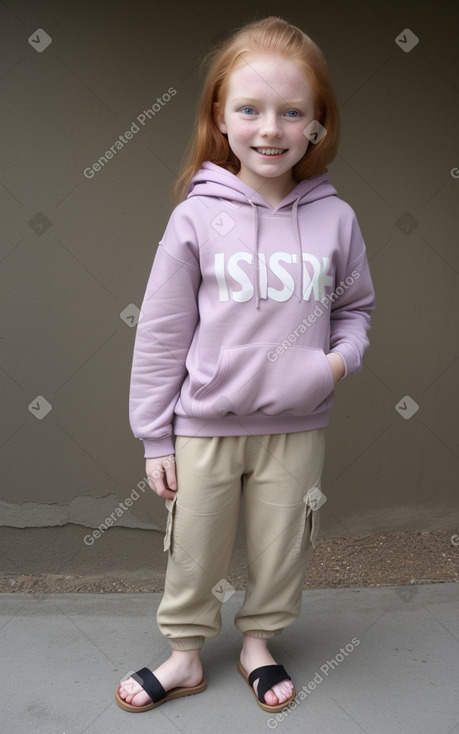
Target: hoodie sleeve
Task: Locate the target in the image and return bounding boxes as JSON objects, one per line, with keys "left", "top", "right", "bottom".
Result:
{"left": 328, "top": 212, "right": 375, "bottom": 377}
{"left": 129, "top": 206, "right": 201, "bottom": 457}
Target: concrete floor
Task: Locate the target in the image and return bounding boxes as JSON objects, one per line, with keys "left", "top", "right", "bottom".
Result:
{"left": 1, "top": 584, "right": 458, "bottom": 734}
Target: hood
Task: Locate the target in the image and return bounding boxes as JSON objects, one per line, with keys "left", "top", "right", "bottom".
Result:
{"left": 188, "top": 160, "right": 337, "bottom": 211}
{"left": 187, "top": 162, "right": 338, "bottom": 308}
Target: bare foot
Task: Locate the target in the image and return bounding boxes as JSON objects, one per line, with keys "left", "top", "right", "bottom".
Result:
{"left": 118, "top": 649, "right": 203, "bottom": 708}
{"left": 240, "top": 635, "right": 294, "bottom": 707}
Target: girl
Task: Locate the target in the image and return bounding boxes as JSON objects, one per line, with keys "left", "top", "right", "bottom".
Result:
{"left": 116, "top": 16, "right": 375, "bottom": 714}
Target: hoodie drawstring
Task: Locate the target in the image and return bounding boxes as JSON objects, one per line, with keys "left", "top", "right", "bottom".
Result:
{"left": 292, "top": 197, "right": 304, "bottom": 303}
{"left": 247, "top": 199, "right": 261, "bottom": 309}
{"left": 247, "top": 195, "right": 303, "bottom": 308}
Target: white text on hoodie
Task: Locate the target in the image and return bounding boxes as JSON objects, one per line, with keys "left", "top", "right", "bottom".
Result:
{"left": 214, "top": 251, "right": 334, "bottom": 302}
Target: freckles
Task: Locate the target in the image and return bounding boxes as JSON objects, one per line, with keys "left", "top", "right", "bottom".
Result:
{"left": 238, "top": 120, "right": 255, "bottom": 132}
{"left": 234, "top": 124, "right": 254, "bottom": 140}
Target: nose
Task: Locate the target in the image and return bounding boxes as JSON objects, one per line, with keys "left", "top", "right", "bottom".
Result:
{"left": 260, "top": 113, "right": 282, "bottom": 138}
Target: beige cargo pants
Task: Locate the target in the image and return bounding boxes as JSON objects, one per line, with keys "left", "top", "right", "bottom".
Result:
{"left": 157, "top": 430, "right": 326, "bottom": 650}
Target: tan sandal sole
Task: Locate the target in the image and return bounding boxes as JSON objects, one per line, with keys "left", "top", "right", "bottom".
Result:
{"left": 115, "top": 677, "right": 207, "bottom": 712}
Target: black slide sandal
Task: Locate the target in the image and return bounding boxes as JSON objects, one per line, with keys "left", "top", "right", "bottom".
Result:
{"left": 238, "top": 660, "right": 295, "bottom": 713}
{"left": 115, "top": 666, "right": 207, "bottom": 713}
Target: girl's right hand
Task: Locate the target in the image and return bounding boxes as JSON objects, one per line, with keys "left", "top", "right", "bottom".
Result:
{"left": 146, "top": 455, "right": 177, "bottom": 499}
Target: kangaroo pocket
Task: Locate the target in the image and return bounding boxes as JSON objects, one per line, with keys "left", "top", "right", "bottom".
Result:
{"left": 181, "top": 343, "right": 335, "bottom": 419}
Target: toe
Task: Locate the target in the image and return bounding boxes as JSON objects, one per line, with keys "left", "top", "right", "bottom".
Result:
{"left": 281, "top": 679, "right": 294, "bottom": 697}
{"left": 253, "top": 677, "right": 278, "bottom": 706}
{"left": 119, "top": 677, "right": 151, "bottom": 707}
{"left": 252, "top": 675, "right": 294, "bottom": 707}
{"left": 268, "top": 680, "right": 294, "bottom": 705}
{"left": 263, "top": 688, "right": 279, "bottom": 706}
{"left": 118, "top": 683, "right": 130, "bottom": 700}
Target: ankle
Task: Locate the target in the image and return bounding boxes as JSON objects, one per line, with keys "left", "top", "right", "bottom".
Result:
{"left": 241, "top": 634, "right": 269, "bottom": 657}
{"left": 167, "top": 650, "right": 202, "bottom": 676}
{"left": 170, "top": 648, "right": 201, "bottom": 669}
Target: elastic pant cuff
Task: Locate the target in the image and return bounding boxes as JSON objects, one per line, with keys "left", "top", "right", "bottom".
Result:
{"left": 169, "top": 636, "right": 205, "bottom": 651}
{"left": 243, "top": 629, "right": 282, "bottom": 640}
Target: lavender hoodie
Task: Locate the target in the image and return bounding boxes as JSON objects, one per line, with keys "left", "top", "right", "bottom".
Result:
{"left": 130, "top": 162, "right": 375, "bottom": 458}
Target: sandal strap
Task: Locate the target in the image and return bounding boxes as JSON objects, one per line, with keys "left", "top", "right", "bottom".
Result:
{"left": 131, "top": 667, "right": 167, "bottom": 704}
{"left": 248, "top": 664, "right": 291, "bottom": 704}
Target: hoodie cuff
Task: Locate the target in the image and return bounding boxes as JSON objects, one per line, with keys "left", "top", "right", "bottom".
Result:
{"left": 142, "top": 436, "right": 175, "bottom": 459}
{"left": 329, "top": 350, "right": 348, "bottom": 378}
{"left": 330, "top": 342, "right": 362, "bottom": 377}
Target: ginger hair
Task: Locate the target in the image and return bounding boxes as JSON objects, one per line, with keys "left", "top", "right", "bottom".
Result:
{"left": 174, "top": 16, "right": 339, "bottom": 203}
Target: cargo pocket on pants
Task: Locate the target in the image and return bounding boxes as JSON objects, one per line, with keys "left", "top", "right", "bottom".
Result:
{"left": 163, "top": 495, "right": 177, "bottom": 552}
{"left": 304, "top": 486, "right": 327, "bottom": 549}
{"left": 290, "top": 486, "right": 327, "bottom": 559}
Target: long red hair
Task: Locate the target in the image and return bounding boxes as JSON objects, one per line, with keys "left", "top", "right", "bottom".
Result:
{"left": 174, "top": 16, "right": 339, "bottom": 204}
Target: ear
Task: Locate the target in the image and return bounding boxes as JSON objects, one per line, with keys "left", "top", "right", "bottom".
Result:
{"left": 213, "top": 102, "right": 227, "bottom": 134}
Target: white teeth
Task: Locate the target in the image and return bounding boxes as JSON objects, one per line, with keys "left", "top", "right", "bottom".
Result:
{"left": 255, "top": 148, "right": 286, "bottom": 155}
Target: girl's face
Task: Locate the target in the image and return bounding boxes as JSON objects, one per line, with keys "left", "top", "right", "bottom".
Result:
{"left": 215, "top": 54, "right": 315, "bottom": 195}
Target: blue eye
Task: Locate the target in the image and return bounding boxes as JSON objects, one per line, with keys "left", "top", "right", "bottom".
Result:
{"left": 285, "top": 110, "right": 300, "bottom": 118}
{"left": 241, "top": 107, "right": 255, "bottom": 115}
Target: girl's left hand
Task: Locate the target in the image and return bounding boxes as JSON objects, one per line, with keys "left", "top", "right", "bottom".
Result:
{"left": 326, "top": 352, "right": 345, "bottom": 383}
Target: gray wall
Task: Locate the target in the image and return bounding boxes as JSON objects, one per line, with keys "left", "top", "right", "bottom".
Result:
{"left": 1, "top": 0, "right": 458, "bottom": 565}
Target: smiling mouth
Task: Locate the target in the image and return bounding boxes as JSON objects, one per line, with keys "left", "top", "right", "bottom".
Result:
{"left": 253, "top": 147, "right": 288, "bottom": 156}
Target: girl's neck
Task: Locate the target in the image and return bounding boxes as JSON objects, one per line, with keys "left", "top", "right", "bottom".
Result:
{"left": 236, "top": 166, "right": 297, "bottom": 208}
